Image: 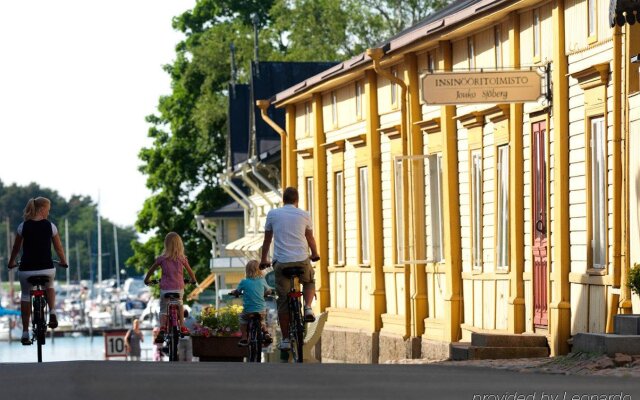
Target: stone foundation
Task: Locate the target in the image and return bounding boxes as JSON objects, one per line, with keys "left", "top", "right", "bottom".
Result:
{"left": 421, "top": 338, "right": 451, "bottom": 360}
{"left": 378, "top": 333, "right": 422, "bottom": 363}
{"left": 321, "top": 326, "right": 379, "bottom": 363}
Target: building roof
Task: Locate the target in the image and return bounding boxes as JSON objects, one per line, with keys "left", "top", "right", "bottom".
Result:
{"left": 272, "top": 0, "right": 518, "bottom": 106}
{"left": 202, "top": 201, "right": 244, "bottom": 219}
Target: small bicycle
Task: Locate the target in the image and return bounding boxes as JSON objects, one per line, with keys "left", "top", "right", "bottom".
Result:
{"left": 12, "top": 260, "right": 68, "bottom": 363}
{"left": 230, "top": 291, "right": 274, "bottom": 363}
{"left": 146, "top": 279, "right": 192, "bottom": 362}
{"left": 261, "top": 256, "right": 319, "bottom": 363}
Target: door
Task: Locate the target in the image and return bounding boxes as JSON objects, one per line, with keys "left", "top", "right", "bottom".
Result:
{"left": 532, "top": 121, "right": 548, "bottom": 327}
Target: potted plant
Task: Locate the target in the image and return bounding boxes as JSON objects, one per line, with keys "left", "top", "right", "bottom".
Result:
{"left": 629, "top": 263, "right": 640, "bottom": 314}
{"left": 191, "top": 305, "right": 247, "bottom": 361}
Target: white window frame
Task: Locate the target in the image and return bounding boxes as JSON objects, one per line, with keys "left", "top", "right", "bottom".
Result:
{"left": 394, "top": 158, "right": 404, "bottom": 264}
{"left": 304, "top": 102, "right": 311, "bottom": 136}
{"left": 331, "top": 91, "right": 338, "bottom": 127}
{"left": 306, "top": 177, "right": 314, "bottom": 223}
{"left": 355, "top": 82, "right": 363, "bottom": 120}
{"left": 468, "top": 37, "right": 475, "bottom": 70}
{"left": 533, "top": 8, "right": 541, "bottom": 60}
{"left": 590, "top": 117, "right": 606, "bottom": 269}
{"left": 587, "top": 0, "right": 596, "bottom": 39}
{"left": 494, "top": 25, "right": 502, "bottom": 69}
{"left": 335, "top": 171, "right": 345, "bottom": 265}
{"left": 359, "top": 167, "right": 370, "bottom": 264}
{"left": 390, "top": 68, "right": 398, "bottom": 106}
{"left": 471, "top": 150, "right": 483, "bottom": 269}
{"left": 496, "top": 145, "right": 509, "bottom": 270}
{"left": 428, "top": 52, "right": 436, "bottom": 72}
{"left": 428, "top": 154, "right": 445, "bottom": 263}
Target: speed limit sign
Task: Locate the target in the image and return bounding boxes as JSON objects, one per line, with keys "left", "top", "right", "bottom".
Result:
{"left": 104, "top": 329, "right": 128, "bottom": 359}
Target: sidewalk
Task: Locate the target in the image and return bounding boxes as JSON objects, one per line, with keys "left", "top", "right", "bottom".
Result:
{"left": 388, "top": 352, "right": 640, "bottom": 377}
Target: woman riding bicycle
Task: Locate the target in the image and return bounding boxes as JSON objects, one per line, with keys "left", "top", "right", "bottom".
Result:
{"left": 7, "top": 197, "right": 68, "bottom": 345}
{"left": 143, "top": 232, "right": 197, "bottom": 342}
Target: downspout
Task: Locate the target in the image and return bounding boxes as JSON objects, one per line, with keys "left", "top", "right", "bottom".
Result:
{"left": 248, "top": 157, "right": 282, "bottom": 199}
{"left": 367, "top": 47, "right": 413, "bottom": 337}
{"left": 257, "top": 99, "right": 287, "bottom": 189}
{"left": 608, "top": 24, "right": 623, "bottom": 332}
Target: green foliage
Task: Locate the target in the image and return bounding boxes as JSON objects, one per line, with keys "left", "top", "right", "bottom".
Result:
{"left": 629, "top": 263, "right": 640, "bottom": 296}
{"left": 0, "top": 179, "right": 139, "bottom": 282}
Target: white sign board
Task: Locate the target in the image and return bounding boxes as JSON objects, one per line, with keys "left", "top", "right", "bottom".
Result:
{"left": 422, "top": 70, "right": 542, "bottom": 105}
{"left": 104, "top": 330, "right": 128, "bottom": 358}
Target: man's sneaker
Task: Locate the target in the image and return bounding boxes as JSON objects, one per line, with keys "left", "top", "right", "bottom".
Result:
{"left": 155, "top": 331, "right": 165, "bottom": 343}
{"left": 279, "top": 338, "right": 291, "bottom": 350}
{"left": 304, "top": 307, "right": 315, "bottom": 322}
{"left": 48, "top": 314, "right": 58, "bottom": 329}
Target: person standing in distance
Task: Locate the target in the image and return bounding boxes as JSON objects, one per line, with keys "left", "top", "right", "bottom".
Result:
{"left": 7, "top": 197, "right": 68, "bottom": 345}
{"left": 260, "top": 187, "right": 319, "bottom": 351}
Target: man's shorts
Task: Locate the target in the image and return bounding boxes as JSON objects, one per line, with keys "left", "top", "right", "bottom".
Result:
{"left": 159, "top": 289, "right": 184, "bottom": 316}
{"left": 274, "top": 259, "right": 315, "bottom": 314}
{"left": 239, "top": 310, "right": 266, "bottom": 327}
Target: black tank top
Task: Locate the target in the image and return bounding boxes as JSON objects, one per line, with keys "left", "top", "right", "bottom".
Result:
{"left": 19, "top": 219, "right": 54, "bottom": 271}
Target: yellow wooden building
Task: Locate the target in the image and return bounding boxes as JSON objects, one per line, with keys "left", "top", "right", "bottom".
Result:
{"left": 257, "top": 0, "right": 640, "bottom": 362}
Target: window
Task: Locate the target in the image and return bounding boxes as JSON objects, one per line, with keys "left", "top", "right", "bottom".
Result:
{"left": 590, "top": 117, "right": 606, "bottom": 268}
{"left": 428, "top": 52, "right": 436, "bottom": 72}
{"left": 391, "top": 67, "right": 398, "bottom": 106}
{"left": 331, "top": 91, "right": 338, "bottom": 127}
{"left": 355, "top": 82, "right": 363, "bottom": 120}
{"left": 304, "top": 102, "right": 311, "bottom": 135}
{"left": 359, "top": 167, "right": 370, "bottom": 264}
{"left": 496, "top": 146, "right": 509, "bottom": 270}
{"left": 306, "top": 177, "right": 314, "bottom": 222}
{"left": 394, "top": 158, "right": 404, "bottom": 263}
{"left": 587, "top": 0, "right": 596, "bottom": 39}
{"left": 468, "top": 37, "right": 475, "bottom": 70}
{"left": 494, "top": 25, "right": 502, "bottom": 69}
{"left": 335, "top": 171, "right": 345, "bottom": 265}
{"left": 428, "top": 154, "right": 445, "bottom": 262}
{"left": 533, "top": 9, "right": 540, "bottom": 60}
{"left": 471, "top": 150, "right": 483, "bottom": 269}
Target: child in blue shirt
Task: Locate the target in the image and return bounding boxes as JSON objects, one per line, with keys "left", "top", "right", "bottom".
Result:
{"left": 231, "top": 260, "right": 273, "bottom": 346}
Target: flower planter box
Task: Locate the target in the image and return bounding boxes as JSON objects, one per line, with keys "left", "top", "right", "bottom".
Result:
{"left": 192, "top": 335, "right": 247, "bottom": 362}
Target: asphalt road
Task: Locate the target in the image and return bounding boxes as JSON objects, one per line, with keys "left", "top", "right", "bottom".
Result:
{"left": 0, "top": 361, "right": 638, "bottom": 400}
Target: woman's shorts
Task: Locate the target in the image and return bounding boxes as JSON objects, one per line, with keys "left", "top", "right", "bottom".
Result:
{"left": 19, "top": 268, "right": 56, "bottom": 302}
{"left": 159, "top": 289, "right": 184, "bottom": 316}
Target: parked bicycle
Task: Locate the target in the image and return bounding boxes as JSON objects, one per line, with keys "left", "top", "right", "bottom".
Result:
{"left": 13, "top": 260, "right": 68, "bottom": 363}
{"left": 146, "top": 279, "right": 192, "bottom": 362}
{"left": 260, "top": 256, "right": 319, "bottom": 363}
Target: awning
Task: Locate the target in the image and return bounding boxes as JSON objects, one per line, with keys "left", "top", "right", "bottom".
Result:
{"left": 187, "top": 273, "right": 216, "bottom": 301}
{"left": 610, "top": 0, "right": 640, "bottom": 26}
{"left": 225, "top": 234, "right": 261, "bottom": 257}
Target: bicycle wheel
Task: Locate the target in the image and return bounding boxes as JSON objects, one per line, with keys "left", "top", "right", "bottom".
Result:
{"left": 169, "top": 326, "right": 179, "bottom": 362}
{"left": 33, "top": 297, "right": 46, "bottom": 362}
{"left": 248, "top": 320, "right": 260, "bottom": 363}
{"left": 289, "top": 300, "right": 304, "bottom": 363}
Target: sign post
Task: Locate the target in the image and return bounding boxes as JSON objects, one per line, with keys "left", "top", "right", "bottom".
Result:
{"left": 422, "top": 70, "right": 542, "bottom": 105}
{"left": 104, "top": 329, "right": 128, "bottom": 360}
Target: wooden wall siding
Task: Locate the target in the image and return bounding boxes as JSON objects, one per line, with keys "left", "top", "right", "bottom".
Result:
{"left": 344, "top": 144, "right": 358, "bottom": 266}
{"left": 327, "top": 152, "right": 335, "bottom": 265}
{"left": 452, "top": 39, "right": 468, "bottom": 70}
{"left": 629, "top": 95, "right": 640, "bottom": 312}
{"left": 519, "top": 5, "right": 552, "bottom": 66}
{"left": 475, "top": 27, "right": 496, "bottom": 68}
{"left": 565, "top": 0, "right": 613, "bottom": 52}
{"left": 540, "top": 4, "right": 553, "bottom": 61}
{"left": 474, "top": 279, "right": 483, "bottom": 328}
{"left": 361, "top": 272, "right": 371, "bottom": 311}
{"left": 381, "top": 134, "right": 394, "bottom": 267}
{"left": 385, "top": 272, "right": 397, "bottom": 314}
{"left": 295, "top": 104, "right": 308, "bottom": 140}
{"left": 482, "top": 122, "right": 496, "bottom": 272}
{"left": 321, "top": 84, "right": 356, "bottom": 132}
{"left": 589, "top": 285, "right": 606, "bottom": 332}
{"left": 377, "top": 64, "right": 406, "bottom": 114}
{"left": 458, "top": 126, "right": 472, "bottom": 272}
{"left": 463, "top": 279, "right": 473, "bottom": 325}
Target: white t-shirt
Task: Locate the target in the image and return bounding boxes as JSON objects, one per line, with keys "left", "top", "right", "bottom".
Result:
{"left": 264, "top": 204, "right": 313, "bottom": 263}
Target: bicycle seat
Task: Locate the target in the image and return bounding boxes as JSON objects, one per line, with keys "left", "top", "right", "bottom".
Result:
{"left": 281, "top": 267, "right": 305, "bottom": 278}
{"left": 27, "top": 276, "right": 50, "bottom": 286}
{"left": 163, "top": 292, "right": 181, "bottom": 300}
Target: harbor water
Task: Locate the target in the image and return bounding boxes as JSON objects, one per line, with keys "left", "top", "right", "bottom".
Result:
{"left": 0, "top": 335, "right": 157, "bottom": 363}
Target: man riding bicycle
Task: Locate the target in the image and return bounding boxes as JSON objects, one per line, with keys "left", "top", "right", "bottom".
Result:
{"left": 260, "top": 187, "right": 319, "bottom": 351}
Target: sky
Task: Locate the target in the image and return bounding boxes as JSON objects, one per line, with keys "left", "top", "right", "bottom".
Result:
{"left": 0, "top": 0, "right": 195, "bottom": 228}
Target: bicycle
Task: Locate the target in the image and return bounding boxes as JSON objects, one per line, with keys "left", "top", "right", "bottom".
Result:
{"left": 261, "top": 256, "right": 319, "bottom": 363}
{"left": 230, "top": 291, "right": 274, "bottom": 363}
{"left": 11, "top": 260, "right": 68, "bottom": 363}
{"left": 146, "top": 279, "right": 193, "bottom": 362}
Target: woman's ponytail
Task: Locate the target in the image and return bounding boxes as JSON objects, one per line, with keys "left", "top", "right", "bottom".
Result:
{"left": 22, "top": 197, "right": 51, "bottom": 221}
